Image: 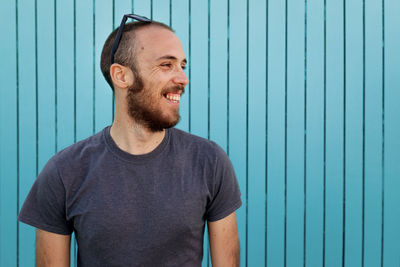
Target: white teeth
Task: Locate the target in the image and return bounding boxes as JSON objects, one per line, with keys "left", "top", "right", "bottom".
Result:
{"left": 166, "top": 94, "right": 180, "bottom": 102}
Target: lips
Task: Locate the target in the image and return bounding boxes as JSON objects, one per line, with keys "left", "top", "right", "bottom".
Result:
{"left": 162, "top": 85, "right": 184, "bottom": 104}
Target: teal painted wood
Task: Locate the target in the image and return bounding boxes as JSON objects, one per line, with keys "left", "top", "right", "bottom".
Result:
{"left": 0, "top": 0, "right": 18, "bottom": 266}
{"left": 344, "top": 0, "right": 364, "bottom": 266}
{"left": 209, "top": 0, "right": 228, "bottom": 150}
{"left": 364, "top": 0, "right": 384, "bottom": 266}
{"left": 56, "top": 0, "right": 75, "bottom": 152}
{"left": 286, "top": 0, "right": 305, "bottom": 266}
{"left": 133, "top": 0, "right": 151, "bottom": 17}
{"left": 2, "top": 0, "right": 400, "bottom": 266}
{"left": 188, "top": 0, "right": 208, "bottom": 138}
{"left": 248, "top": 0, "right": 266, "bottom": 266}
{"left": 76, "top": 0, "right": 95, "bottom": 141}
{"left": 384, "top": 1, "right": 400, "bottom": 266}
{"left": 267, "top": 0, "right": 286, "bottom": 265}
{"left": 152, "top": 0, "right": 170, "bottom": 23}
{"left": 305, "top": 0, "right": 325, "bottom": 266}
{"left": 325, "top": 1, "right": 345, "bottom": 267}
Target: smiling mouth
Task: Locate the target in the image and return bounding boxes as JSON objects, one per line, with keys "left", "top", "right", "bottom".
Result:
{"left": 164, "top": 92, "right": 181, "bottom": 104}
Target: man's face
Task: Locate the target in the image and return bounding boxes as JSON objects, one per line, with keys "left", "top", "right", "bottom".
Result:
{"left": 126, "top": 26, "right": 189, "bottom": 132}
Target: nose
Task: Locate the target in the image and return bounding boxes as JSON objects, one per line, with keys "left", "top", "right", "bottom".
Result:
{"left": 173, "top": 68, "right": 189, "bottom": 87}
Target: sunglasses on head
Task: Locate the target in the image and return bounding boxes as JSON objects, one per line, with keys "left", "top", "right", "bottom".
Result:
{"left": 111, "top": 14, "right": 152, "bottom": 65}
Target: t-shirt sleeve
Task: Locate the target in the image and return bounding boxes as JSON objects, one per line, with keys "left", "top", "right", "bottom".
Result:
{"left": 17, "top": 158, "right": 73, "bottom": 235}
{"left": 206, "top": 144, "right": 242, "bottom": 222}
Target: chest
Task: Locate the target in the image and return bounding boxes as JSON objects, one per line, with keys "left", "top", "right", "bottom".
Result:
{"left": 66, "top": 163, "right": 210, "bottom": 249}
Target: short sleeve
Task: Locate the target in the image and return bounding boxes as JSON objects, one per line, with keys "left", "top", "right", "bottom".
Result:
{"left": 17, "top": 158, "right": 73, "bottom": 235}
{"left": 206, "top": 144, "right": 242, "bottom": 222}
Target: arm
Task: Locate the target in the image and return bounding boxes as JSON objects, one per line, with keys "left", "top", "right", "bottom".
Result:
{"left": 208, "top": 212, "right": 240, "bottom": 267}
{"left": 36, "top": 229, "right": 71, "bottom": 267}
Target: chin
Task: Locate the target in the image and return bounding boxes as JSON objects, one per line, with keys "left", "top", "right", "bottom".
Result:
{"left": 146, "top": 115, "right": 180, "bottom": 132}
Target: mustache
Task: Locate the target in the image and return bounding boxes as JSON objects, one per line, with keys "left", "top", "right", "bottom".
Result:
{"left": 162, "top": 85, "right": 185, "bottom": 95}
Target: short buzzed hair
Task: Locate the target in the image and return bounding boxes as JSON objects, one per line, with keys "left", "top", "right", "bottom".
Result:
{"left": 100, "top": 21, "right": 173, "bottom": 90}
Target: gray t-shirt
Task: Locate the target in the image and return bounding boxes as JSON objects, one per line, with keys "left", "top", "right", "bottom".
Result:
{"left": 18, "top": 126, "right": 242, "bottom": 266}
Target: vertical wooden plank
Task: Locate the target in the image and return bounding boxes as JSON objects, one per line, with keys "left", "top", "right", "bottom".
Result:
{"left": 153, "top": 0, "right": 170, "bottom": 24}
{"left": 76, "top": 0, "right": 94, "bottom": 141}
{"left": 286, "top": 0, "right": 305, "bottom": 266}
{"left": 94, "top": 0, "right": 113, "bottom": 133}
{"left": 133, "top": 0, "right": 151, "bottom": 18}
{"left": 18, "top": 0, "right": 37, "bottom": 265}
{"left": 267, "top": 0, "right": 285, "bottom": 266}
{"left": 171, "top": 0, "right": 190, "bottom": 133}
{"left": 209, "top": 0, "right": 228, "bottom": 150}
{"left": 56, "top": 0, "right": 75, "bottom": 151}
{"left": 305, "top": 0, "right": 324, "bottom": 266}
{"left": 325, "top": 1, "right": 345, "bottom": 266}
{"left": 0, "top": 0, "right": 18, "bottom": 266}
{"left": 189, "top": 0, "right": 208, "bottom": 138}
{"left": 247, "top": 0, "right": 266, "bottom": 266}
{"left": 383, "top": 0, "right": 400, "bottom": 266}
{"left": 364, "top": 0, "right": 383, "bottom": 266}
{"left": 229, "top": 0, "right": 247, "bottom": 266}
{"left": 344, "top": 0, "right": 363, "bottom": 266}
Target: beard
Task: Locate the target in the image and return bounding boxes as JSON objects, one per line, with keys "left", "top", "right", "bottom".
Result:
{"left": 126, "top": 73, "right": 183, "bottom": 132}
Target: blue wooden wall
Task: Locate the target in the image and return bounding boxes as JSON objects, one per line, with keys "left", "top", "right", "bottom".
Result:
{"left": 1, "top": 0, "right": 399, "bottom": 266}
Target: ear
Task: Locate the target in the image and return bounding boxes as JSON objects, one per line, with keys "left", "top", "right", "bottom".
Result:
{"left": 110, "top": 64, "right": 134, "bottom": 90}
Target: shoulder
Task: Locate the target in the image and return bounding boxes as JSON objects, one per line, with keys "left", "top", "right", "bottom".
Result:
{"left": 169, "top": 128, "right": 226, "bottom": 157}
{"left": 39, "top": 128, "right": 108, "bottom": 185}
{"left": 168, "top": 128, "right": 231, "bottom": 170}
{"left": 51, "top": 128, "right": 106, "bottom": 166}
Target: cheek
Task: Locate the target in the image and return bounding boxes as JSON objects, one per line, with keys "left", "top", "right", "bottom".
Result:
{"left": 141, "top": 85, "right": 163, "bottom": 103}
{"left": 147, "top": 71, "right": 172, "bottom": 87}
{"left": 147, "top": 83, "right": 168, "bottom": 99}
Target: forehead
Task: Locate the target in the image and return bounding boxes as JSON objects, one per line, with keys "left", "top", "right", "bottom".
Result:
{"left": 134, "top": 26, "right": 186, "bottom": 62}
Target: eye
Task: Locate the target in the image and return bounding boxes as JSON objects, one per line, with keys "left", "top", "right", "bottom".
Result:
{"left": 181, "top": 64, "right": 187, "bottom": 70}
{"left": 160, "top": 62, "right": 172, "bottom": 69}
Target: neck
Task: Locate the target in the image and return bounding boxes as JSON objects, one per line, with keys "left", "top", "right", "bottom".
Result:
{"left": 110, "top": 116, "right": 166, "bottom": 155}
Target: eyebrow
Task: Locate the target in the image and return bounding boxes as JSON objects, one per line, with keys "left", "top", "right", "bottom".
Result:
{"left": 156, "top": 55, "right": 187, "bottom": 64}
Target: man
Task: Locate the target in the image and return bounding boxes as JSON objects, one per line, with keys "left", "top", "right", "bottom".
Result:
{"left": 18, "top": 15, "right": 241, "bottom": 267}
